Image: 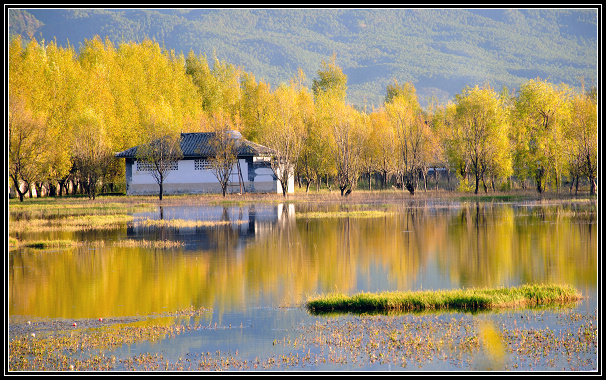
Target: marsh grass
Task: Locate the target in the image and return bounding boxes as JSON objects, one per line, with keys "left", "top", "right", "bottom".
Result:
{"left": 9, "top": 190, "right": 595, "bottom": 212}
{"left": 297, "top": 210, "right": 394, "bottom": 219}
{"left": 109, "top": 239, "right": 185, "bottom": 249}
{"left": 21, "top": 240, "right": 77, "bottom": 249}
{"left": 9, "top": 214, "right": 134, "bottom": 233}
{"left": 11, "top": 238, "right": 184, "bottom": 250}
{"left": 306, "top": 284, "right": 582, "bottom": 314}
{"left": 9, "top": 198, "right": 154, "bottom": 235}
{"left": 135, "top": 219, "right": 248, "bottom": 228}
{"left": 10, "top": 201, "right": 155, "bottom": 219}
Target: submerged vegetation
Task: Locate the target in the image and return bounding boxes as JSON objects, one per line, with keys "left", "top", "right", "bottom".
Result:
{"left": 306, "top": 284, "right": 583, "bottom": 314}
{"left": 8, "top": 306, "right": 598, "bottom": 371}
{"left": 9, "top": 306, "right": 212, "bottom": 371}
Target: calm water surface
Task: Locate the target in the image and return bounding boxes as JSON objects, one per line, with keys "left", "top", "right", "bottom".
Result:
{"left": 9, "top": 200, "right": 598, "bottom": 371}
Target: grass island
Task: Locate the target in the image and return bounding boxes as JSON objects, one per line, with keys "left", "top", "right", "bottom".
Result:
{"left": 306, "top": 284, "right": 583, "bottom": 313}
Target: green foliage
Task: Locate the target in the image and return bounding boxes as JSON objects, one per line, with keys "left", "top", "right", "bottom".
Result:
{"left": 455, "top": 172, "right": 474, "bottom": 193}
{"left": 312, "top": 53, "right": 348, "bottom": 101}
{"left": 384, "top": 79, "right": 420, "bottom": 107}
{"left": 512, "top": 79, "right": 573, "bottom": 193}
{"left": 9, "top": 9, "right": 44, "bottom": 41}
{"left": 185, "top": 51, "right": 242, "bottom": 117}
{"left": 452, "top": 84, "right": 511, "bottom": 194}
{"left": 565, "top": 90, "right": 597, "bottom": 194}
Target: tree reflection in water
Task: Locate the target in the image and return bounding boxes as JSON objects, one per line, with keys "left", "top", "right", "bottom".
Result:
{"left": 9, "top": 201, "right": 597, "bottom": 320}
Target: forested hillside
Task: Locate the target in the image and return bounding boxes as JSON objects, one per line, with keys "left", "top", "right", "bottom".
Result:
{"left": 8, "top": 8, "right": 597, "bottom": 108}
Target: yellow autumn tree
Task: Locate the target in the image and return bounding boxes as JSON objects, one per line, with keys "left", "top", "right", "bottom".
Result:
{"left": 512, "top": 79, "right": 572, "bottom": 193}
{"left": 453, "top": 84, "right": 511, "bottom": 194}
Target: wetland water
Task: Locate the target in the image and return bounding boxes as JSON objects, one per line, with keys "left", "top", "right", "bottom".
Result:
{"left": 8, "top": 199, "right": 598, "bottom": 371}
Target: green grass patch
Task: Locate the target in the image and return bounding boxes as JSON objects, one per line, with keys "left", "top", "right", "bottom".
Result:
{"left": 8, "top": 237, "right": 19, "bottom": 248}
{"left": 306, "top": 284, "right": 583, "bottom": 314}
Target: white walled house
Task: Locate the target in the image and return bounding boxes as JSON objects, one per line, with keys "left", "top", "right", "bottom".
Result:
{"left": 114, "top": 131, "right": 294, "bottom": 196}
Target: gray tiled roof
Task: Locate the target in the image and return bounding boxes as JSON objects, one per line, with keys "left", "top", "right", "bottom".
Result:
{"left": 115, "top": 132, "right": 273, "bottom": 158}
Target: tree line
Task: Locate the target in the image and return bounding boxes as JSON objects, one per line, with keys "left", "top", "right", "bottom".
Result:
{"left": 9, "top": 36, "right": 597, "bottom": 201}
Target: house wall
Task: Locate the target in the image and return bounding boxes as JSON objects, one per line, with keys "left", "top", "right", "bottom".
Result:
{"left": 124, "top": 158, "right": 285, "bottom": 195}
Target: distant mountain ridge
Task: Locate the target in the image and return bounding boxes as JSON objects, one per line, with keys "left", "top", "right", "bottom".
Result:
{"left": 8, "top": 8, "right": 598, "bottom": 108}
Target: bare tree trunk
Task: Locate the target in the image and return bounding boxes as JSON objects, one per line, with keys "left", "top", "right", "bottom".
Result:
{"left": 404, "top": 172, "right": 415, "bottom": 195}
{"left": 281, "top": 178, "right": 288, "bottom": 197}
{"left": 590, "top": 178, "right": 596, "bottom": 195}
{"left": 11, "top": 177, "right": 26, "bottom": 202}
{"left": 34, "top": 182, "right": 43, "bottom": 198}
{"left": 159, "top": 175, "right": 164, "bottom": 201}
{"left": 48, "top": 182, "right": 57, "bottom": 197}
{"left": 446, "top": 169, "right": 451, "bottom": 190}
{"left": 434, "top": 167, "right": 439, "bottom": 191}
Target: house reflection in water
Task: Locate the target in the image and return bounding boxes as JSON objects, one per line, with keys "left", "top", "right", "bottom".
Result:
{"left": 127, "top": 204, "right": 295, "bottom": 251}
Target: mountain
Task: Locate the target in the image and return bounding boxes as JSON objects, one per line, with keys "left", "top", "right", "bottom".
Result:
{"left": 8, "top": 7, "right": 598, "bottom": 108}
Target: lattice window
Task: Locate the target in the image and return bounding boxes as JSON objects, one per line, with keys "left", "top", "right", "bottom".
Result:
{"left": 136, "top": 161, "right": 153, "bottom": 172}
{"left": 136, "top": 161, "right": 178, "bottom": 172}
{"left": 194, "top": 159, "right": 212, "bottom": 170}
